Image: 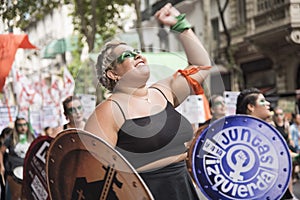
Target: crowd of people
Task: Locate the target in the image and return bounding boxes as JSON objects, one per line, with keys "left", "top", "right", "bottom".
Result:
{"left": 0, "top": 94, "right": 86, "bottom": 199}
{"left": 235, "top": 88, "right": 300, "bottom": 200}
{"left": 0, "top": 2, "right": 299, "bottom": 200}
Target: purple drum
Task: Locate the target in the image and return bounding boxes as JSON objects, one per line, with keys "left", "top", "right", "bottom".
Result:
{"left": 187, "top": 115, "right": 292, "bottom": 200}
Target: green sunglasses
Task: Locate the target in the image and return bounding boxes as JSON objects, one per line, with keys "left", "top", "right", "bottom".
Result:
{"left": 117, "top": 49, "right": 141, "bottom": 64}
{"left": 66, "top": 105, "right": 83, "bottom": 114}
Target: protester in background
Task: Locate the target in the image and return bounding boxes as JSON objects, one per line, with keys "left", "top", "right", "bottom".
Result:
{"left": 53, "top": 95, "right": 85, "bottom": 137}
{"left": 193, "top": 94, "right": 226, "bottom": 141}
{"left": 290, "top": 113, "right": 300, "bottom": 153}
{"left": 273, "top": 107, "right": 299, "bottom": 195}
{"left": 42, "top": 126, "right": 53, "bottom": 137}
{"left": 85, "top": 3, "right": 211, "bottom": 199}
{"left": 209, "top": 94, "right": 226, "bottom": 122}
{"left": 236, "top": 88, "right": 297, "bottom": 200}
{"left": 290, "top": 113, "right": 300, "bottom": 184}
{"left": 0, "top": 117, "right": 34, "bottom": 200}
{"left": 0, "top": 127, "right": 13, "bottom": 199}
{"left": 0, "top": 127, "right": 13, "bottom": 147}
{"left": 273, "top": 107, "right": 295, "bottom": 151}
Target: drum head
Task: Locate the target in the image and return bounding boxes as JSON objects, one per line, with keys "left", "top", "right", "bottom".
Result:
{"left": 188, "top": 115, "right": 292, "bottom": 200}
{"left": 13, "top": 166, "right": 23, "bottom": 181}
{"left": 46, "top": 129, "right": 154, "bottom": 200}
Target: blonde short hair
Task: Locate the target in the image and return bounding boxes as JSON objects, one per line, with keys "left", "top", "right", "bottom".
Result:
{"left": 95, "top": 40, "right": 126, "bottom": 91}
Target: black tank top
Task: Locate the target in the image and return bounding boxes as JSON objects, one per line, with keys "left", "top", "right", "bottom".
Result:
{"left": 275, "top": 123, "right": 288, "bottom": 142}
{"left": 114, "top": 88, "right": 193, "bottom": 168}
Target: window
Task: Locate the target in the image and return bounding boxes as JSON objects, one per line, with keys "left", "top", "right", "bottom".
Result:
{"left": 237, "top": 0, "right": 246, "bottom": 25}
{"left": 241, "top": 58, "right": 275, "bottom": 88}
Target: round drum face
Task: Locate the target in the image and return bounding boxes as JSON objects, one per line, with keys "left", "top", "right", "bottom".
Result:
{"left": 46, "top": 129, "right": 153, "bottom": 200}
{"left": 190, "top": 115, "right": 291, "bottom": 200}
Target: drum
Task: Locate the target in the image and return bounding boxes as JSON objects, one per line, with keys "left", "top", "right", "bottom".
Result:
{"left": 187, "top": 115, "right": 292, "bottom": 200}
{"left": 22, "top": 135, "right": 53, "bottom": 200}
{"left": 8, "top": 166, "right": 23, "bottom": 200}
{"left": 46, "top": 128, "right": 154, "bottom": 200}
{"left": 13, "top": 166, "right": 23, "bottom": 183}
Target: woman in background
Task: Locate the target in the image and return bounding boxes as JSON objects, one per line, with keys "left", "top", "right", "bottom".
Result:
{"left": 236, "top": 88, "right": 297, "bottom": 200}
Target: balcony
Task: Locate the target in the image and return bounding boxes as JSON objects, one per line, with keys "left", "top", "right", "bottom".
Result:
{"left": 229, "top": 0, "right": 300, "bottom": 59}
{"left": 244, "top": 0, "right": 300, "bottom": 48}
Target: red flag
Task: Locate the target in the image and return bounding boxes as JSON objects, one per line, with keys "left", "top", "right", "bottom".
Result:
{"left": 0, "top": 34, "right": 37, "bottom": 92}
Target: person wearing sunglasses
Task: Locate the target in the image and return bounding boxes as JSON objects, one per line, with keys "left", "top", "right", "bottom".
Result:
{"left": 236, "top": 88, "right": 298, "bottom": 200}
{"left": 0, "top": 117, "right": 34, "bottom": 200}
{"left": 53, "top": 96, "right": 85, "bottom": 137}
{"left": 290, "top": 113, "right": 300, "bottom": 184}
{"left": 273, "top": 107, "right": 299, "bottom": 197}
{"left": 273, "top": 107, "right": 295, "bottom": 152}
{"left": 209, "top": 94, "right": 227, "bottom": 122}
{"left": 85, "top": 3, "right": 211, "bottom": 200}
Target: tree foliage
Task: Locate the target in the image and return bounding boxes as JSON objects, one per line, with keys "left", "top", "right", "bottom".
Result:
{"left": 66, "top": 0, "right": 133, "bottom": 52}
{"left": 1, "top": 0, "right": 142, "bottom": 97}
{"left": 1, "top": 0, "right": 134, "bottom": 52}
{"left": 0, "top": 0, "right": 61, "bottom": 31}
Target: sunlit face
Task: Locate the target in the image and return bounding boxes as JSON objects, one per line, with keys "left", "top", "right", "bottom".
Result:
{"left": 66, "top": 99, "right": 84, "bottom": 123}
{"left": 113, "top": 45, "right": 148, "bottom": 76}
{"left": 249, "top": 94, "right": 271, "bottom": 121}
{"left": 112, "top": 45, "right": 150, "bottom": 90}
{"left": 273, "top": 108, "right": 285, "bottom": 123}
{"left": 16, "top": 119, "right": 28, "bottom": 135}
{"left": 211, "top": 96, "right": 226, "bottom": 119}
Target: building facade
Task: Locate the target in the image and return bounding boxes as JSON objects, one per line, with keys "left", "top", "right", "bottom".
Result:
{"left": 141, "top": 0, "right": 300, "bottom": 112}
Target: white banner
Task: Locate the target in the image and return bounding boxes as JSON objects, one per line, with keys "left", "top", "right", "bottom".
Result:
{"left": 0, "top": 106, "right": 18, "bottom": 133}
{"left": 176, "top": 95, "right": 207, "bottom": 124}
{"left": 224, "top": 91, "right": 240, "bottom": 116}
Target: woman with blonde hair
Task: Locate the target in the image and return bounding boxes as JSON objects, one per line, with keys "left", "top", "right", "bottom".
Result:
{"left": 85, "top": 3, "right": 211, "bottom": 199}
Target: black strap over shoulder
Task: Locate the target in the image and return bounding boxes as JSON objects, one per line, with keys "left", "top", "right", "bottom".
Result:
{"left": 107, "top": 99, "right": 126, "bottom": 121}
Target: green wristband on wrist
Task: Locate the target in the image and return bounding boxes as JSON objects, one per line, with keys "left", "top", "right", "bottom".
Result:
{"left": 171, "top": 14, "right": 192, "bottom": 33}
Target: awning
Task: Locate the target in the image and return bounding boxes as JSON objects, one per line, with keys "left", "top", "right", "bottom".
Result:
{"left": 143, "top": 52, "right": 188, "bottom": 82}
{"left": 42, "top": 35, "right": 78, "bottom": 59}
{"left": 89, "top": 51, "right": 188, "bottom": 83}
{"left": 90, "top": 51, "right": 187, "bottom": 70}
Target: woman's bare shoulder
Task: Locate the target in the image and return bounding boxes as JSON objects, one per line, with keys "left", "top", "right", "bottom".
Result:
{"left": 84, "top": 99, "right": 122, "bottom": 146}
{"left": 85, "top": 100, "right": 115, "bottom": 127}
